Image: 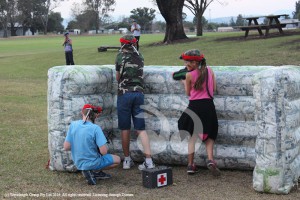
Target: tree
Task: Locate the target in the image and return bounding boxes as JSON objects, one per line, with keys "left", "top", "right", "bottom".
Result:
{"left": 130, "top": 7, "right": 156, "bottom": 33}
{"left": 84, "top": 0, "right": 115, "bottom": 34}
{"left": 206, "top": 22, "right": 217, "bottom": 31}
{"left": 66, "top": 20, "right": 78, "bottom": 30}
{"left": 193, "top": 15, "right": 208, "bottom": 29}
{"left": 183, "top": 21, "right": 195, "bottom": 32}
{"left": 235, "top": 14, "right": 245, "bottom": 26}
{"left": 0, "top": 0, "right": 9, "bottom": 37}
{"left": 229, "top": 17, "right": 235, "bottom": 26}
{"left": 293, "top": 0, "right": 300, "bottom": 20}
{"left": 156, "top": 0, "right": 187, "bottom": 43}
{"left": 7, "top": 0, "right": 20, "bottom": 36}
{"left": 152, "top": 20, "right": 166, "bottom": 33}
{"left": 17, "top": 0, "right": 44, "bottom": 35}
{"left": 17, "top": 0, "right": 34, "bottom": 35}
{"left": 74, "top": 10, "right": 97, "bottom": 32}
{"left": 0, "top": 0, "right": 21, "bottom": 37}
{"left": 47, "top": 11, "right": 64, "bottom": 33}
{"left": 184, "top": 0, "right": 216, "bottom": 36}
{"left": 34, "top": 0, "right": 65, "bottom": 35}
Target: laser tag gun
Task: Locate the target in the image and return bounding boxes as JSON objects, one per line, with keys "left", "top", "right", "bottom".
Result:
{"left": 62, "top": 32, "right": 70, "bottom": 46}
{"left": 172, "top": 67, "right": 189, "bottom": 80}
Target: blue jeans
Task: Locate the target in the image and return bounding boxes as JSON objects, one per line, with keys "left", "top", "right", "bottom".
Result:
{"left": 117, "top": 92, "right": 145, "bottom": 130}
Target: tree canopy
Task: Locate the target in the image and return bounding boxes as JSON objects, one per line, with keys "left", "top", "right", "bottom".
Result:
{"left": 130, "top": 7, "right": 156, "bottom": 33}
{"left": 84, "top": 0, "right": 115, "bottom": 34}
{"left": 293, "top": 0, "right": 300, "bottom": 20}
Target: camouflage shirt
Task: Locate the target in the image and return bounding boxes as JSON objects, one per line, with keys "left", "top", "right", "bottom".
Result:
{"left": 115, "top": 50, "right": 144, "bottom": 95}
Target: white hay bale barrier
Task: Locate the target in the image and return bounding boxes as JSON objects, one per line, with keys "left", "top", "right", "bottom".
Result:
{"left": 48, "top": 65, "right": 300, "bottom": 194}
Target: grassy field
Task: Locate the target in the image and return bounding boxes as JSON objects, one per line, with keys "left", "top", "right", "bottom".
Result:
{"left": 0, "top": 30, "right": 300, "bottom": 199}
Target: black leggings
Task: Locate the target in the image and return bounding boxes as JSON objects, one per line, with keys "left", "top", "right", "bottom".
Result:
{"left": 65, "top": 51, "right": 75, "bottom": 65}
{"left": 134, "top": 36, "right": 140, "bottom": 50}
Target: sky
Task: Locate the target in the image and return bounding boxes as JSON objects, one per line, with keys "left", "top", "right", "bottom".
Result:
{"left": 54, "top": 0, "right": 297, "bottom": 22}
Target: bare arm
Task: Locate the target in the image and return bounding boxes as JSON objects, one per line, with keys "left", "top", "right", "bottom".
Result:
{"left": 211, "top": 70, "right": 217, "bottom": 92}
{"left": 99, "top": 144, "right": 108, "bottom": 155}
{"left": 183, "top": 73, "right": 192, "bottom": 96}
{"left": 64, "top": 141, "right": 71, "bottom": 151}
{"left": 131, "top": 26, "right": 135, "bottom": 32}
{"left": 116, "top": 71, "right": 120, "bottom": 81}
{"left": 135, "top": 25, "right": 140, "bottom": 31}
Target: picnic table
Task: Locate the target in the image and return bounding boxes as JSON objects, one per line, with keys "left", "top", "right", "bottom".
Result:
{"left": 238, "top": 14, "right": 291, "bottom": 37}
{"left": 264, "top": 14, "right": 289, "bottom": 36}
{"left": 240, "top": 16, "right": 264, "bottom": 37}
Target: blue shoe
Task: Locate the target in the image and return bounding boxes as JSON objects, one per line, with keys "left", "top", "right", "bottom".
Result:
{"left": 93, "top": 171, "right": 112, "bottom": 180}
{"left": 81, "top": 170, "right": 97, "bottom": 185}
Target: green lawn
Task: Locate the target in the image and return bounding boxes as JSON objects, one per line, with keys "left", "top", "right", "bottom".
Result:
{"left": 0, "top": 30, "right": 299, "bottom": 199}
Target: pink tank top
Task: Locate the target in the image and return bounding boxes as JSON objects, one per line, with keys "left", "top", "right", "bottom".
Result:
{"left": 189, "top": 66, "right": 214, "bottom": 100}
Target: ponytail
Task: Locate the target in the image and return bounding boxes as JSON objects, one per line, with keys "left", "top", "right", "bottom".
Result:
{"left": 194, "top": 59, "right": 207, "bottom": 90}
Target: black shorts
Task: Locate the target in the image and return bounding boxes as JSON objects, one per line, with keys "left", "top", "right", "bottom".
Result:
{"left": 178, "top": 99, "right": 218, "bottom": 141}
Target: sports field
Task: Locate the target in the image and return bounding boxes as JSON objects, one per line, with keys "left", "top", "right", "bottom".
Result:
{"left": 0, "top": 30, "right": 299, "bottom": 199}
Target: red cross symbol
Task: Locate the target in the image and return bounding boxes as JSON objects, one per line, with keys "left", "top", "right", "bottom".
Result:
{"left": 157, "top": 173, "right": 167, "bottom": 187}
{"left": 159, "top": 175, "right": 166, "bottom": 184}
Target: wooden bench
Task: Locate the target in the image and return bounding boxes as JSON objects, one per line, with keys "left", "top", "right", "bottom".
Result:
{"left": 98, "top": 46, "right": 120, "bottom": 52}
{"left": 236, "top": 25, "right": 268, "bottom": 37}
{"left": 238, "top": 25, "right": 269, "bottom": 31}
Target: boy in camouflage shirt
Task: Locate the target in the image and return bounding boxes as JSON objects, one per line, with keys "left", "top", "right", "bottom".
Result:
{"left": 115, "top": 34, "right": 155, "bottom": 170}
{"left": 115, "top": 35, "right": 144, "bottom": 95}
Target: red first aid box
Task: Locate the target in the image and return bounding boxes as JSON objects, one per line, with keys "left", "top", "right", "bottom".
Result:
{"left": 142, "top": 166, "right": 173, "bottom": 189}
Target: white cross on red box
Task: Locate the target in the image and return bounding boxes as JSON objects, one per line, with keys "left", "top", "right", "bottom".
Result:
{"left": 157, "top": 173, "right": 167, "bottom": 187}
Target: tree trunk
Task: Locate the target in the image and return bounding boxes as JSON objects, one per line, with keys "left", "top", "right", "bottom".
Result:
{"left": 156, "top": 0, "right": 187, "bottom": 43}
{"left": 95, "top": 0, "right": 99, "bottom": 34}
{"left": 30, "top": 27, "right": 36, "bottom": 35}
{"left": 43, "top": 14, "right": 48, "bottom": 35}
{"left": 10, "top": 22, "right": 17, "bottom": 36}
{"left": 196, "top": 14, "right": 203, "bottom": 36}
{"left": 95, "top": 11, "right": 99, "bottom": 34}
{"left": 3, "top": 29, "right": 8, "bottom": 38}
{"left": 1, "top": 20, "right": 8, "bottom": 38}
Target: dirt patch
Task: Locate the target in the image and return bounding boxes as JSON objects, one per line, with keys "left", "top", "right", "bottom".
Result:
{"left": 147, "top": 37, "right": 199, "bottom": 47}
{"left": 63, "top": 165, "right": 300, "bottom": 200}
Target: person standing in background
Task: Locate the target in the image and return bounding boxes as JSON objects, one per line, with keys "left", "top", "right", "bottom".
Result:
{"left": 130, "top": 20, "right": 141, "bottom": 51}
{"left": 63, "top": 32, "right": 75, "bottom": 65}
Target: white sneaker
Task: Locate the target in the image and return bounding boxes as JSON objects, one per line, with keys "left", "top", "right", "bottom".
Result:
{"left": 138, "top": 161, "right": 155, "bottom": 170}
{"left": 123, "top": 159, "right": 134, "bottom": 169}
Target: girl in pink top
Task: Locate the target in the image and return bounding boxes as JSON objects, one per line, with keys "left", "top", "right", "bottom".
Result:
{"left": 178, "top": 49, "right": 220, "bottom": 176}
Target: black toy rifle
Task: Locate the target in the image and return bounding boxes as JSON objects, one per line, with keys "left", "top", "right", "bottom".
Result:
{"left": 172, "top": 67, "right": 189, "bottom": 80}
